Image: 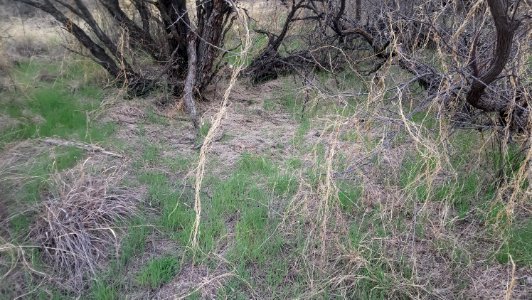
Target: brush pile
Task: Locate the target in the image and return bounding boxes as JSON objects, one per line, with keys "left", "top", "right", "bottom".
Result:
{"left": 30, "top": 160, "right": 138, "bottom": 290}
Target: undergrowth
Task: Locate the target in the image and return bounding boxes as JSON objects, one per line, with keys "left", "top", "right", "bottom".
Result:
{"left": 1, "top": 31, "right": 530, "bottom": 300}
{"left": 0, "top": 59, "right": 113, "bottom": 147}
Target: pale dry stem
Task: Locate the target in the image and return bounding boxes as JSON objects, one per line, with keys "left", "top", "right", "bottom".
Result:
{"left": 190, "top": 7, "right": 252, "bottom": 250}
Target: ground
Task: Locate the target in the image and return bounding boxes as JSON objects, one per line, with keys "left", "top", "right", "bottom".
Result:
{"left": 0, "top": 4, "right": 531, "bottom": 300}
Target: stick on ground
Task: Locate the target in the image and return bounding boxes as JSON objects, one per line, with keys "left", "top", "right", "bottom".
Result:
{"left": 41, "top": 138, "right": 123, "bottom": 158}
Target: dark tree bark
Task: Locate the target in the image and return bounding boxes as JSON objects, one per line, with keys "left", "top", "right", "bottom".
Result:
{"left": 246, "top": 0, "right": 339, "bottom": 82}
{"left": 98, "top": 0, "right": 162, "bottom": 60}
{"left": 184, "top": 33, "right": 199, "bottom": 129}
{"left": 156, "top": 0, "right": 190, "bottom": 74}
{"left": 355, "top": 0, "right": 361, "bottom": 21}
{"left": 17, "top": 0, "right": 124, "bottom": 78}
{"left": 196, "top": 0, "right": 233, "bottom": 91}
{"left": 132, "top": 0, "right": 150, "bottom": 33}
{"left": 465, "top": 0, "right": 520, "bottom": 112}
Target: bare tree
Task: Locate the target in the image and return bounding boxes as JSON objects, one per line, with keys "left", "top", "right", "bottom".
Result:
{"left": 245, "top": 0, "right": 352, "bottom": 82}
{"left": 16, "top": 0, "right": 238, "bottom": 128}
{"left": 466, "top": 0, "right": 521, "bottom": 111}
{"left": 247, "top": 0, "right": 530, "bottom": 133}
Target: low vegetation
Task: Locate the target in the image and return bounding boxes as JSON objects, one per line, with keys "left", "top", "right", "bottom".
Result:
{"left": 1, "top": 0, "right": 530, "bottom": 299}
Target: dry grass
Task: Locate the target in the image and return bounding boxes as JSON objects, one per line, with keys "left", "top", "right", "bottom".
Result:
{"left": 29, "top": 159, "right": 139, "bottom": 291}
{"left": 1, "top": 1, "right": 530, "bottom": 298}
{"left": 190, "top": 7, "right": 252, "bottom": 249}
{"left": 237, "top": 23, "right": 531, "bottom": 297}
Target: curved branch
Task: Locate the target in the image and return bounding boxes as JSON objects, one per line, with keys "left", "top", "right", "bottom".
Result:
{"left": 465, "top": 0, "right": 521, "bottom": 112}
{"left": 18, "top": 0, "right": 122, "bottom": 78}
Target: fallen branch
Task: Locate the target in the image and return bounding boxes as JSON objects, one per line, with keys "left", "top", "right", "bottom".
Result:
{"left": 41, "top": 138, "right": 123, "bottom": 158}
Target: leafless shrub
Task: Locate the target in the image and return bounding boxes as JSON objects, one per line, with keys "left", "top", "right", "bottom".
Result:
{"left": 29, "top": 160, "right": 139, "bottom": 291}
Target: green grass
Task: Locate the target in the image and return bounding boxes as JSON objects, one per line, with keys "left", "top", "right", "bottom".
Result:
{"left": 142, "top": 143, "right": 161, "bottom": 164}
{"left": 53, "top": 146, "right": 84, "bottom": 170}
{"left": 270, "top": 72, "right": 367, "bottom": 122}
{"left": 200, "top": 121, "right": 212, "bottom": 137}
{"left": 399, "top": 139, "right": 495, "bottom": 219}
{"left": 194, "top": 154, "right": 301, "bottom": 295}
{"left": 118, "top": 219, "right": 150, "bottom": 267}
{"left": 0, "top": 60, "right": 114, "bottom": 147}
{"left": 237, "top": 153, "right": 277, "bottom": 175}
{"left": 4, "top": 49, "right": 530, "bottom": 300}
{"left": 0, "top": 248, "right": 54, "bottom": 299}
{"left": 0, "top": 56, "right": 128, "bottom": 296}
{"left": 90, "top": 280, "right": 118, "bottom": 300}
{"left": 138, "top": 171, "right": 194, "bottom": 239}
{"left": 279, "top": 81, "right": 303, "bottom": 117}
{"left": 137, "top": 256, "right": 180, "bottom": 289}
{"left": 411, "top": 110, "right": 438, "bottom": 130}
{"left": 268, "top": 173, "right": 297, "bottom": 195}
{"left": 490, "top": 143, "right": 527, "bottom": 182}
{"left": 224, "top": 32, "right": 268, "bottom": 68}
{"left": 16, "top": 146, "right": 86, "bottom": 203}
{"left": 13, "top": 59, "right": 105, "bottom": 88}
{"left": 2, "top": 88, "right": 86, "bottom": 142}
{"left": 337, "top": 181, "right": 363, "bottom": 213}
{"left": 278, "top": 35, "right": 305, "bottom": 55}
{"left": 497, "top": 220, "right": 532, "bottom": 266}
{"left": 0, "top": 58, "right": 117, "bottom": 297}
{"left": 164, "top": 156, "right": 192, "bottom": 173}
{"left": 346, "top": 219, "right": 412, "bottom": 299}
{"left": 263, "top": 97, "right": 277, "bottom": 111}
{"left": 146, "top": 108, "right": 169, "bottom": 125}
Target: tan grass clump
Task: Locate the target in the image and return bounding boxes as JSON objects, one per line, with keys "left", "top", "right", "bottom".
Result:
{"left": 29, "top": 160, "right": 138, "bottom": 291}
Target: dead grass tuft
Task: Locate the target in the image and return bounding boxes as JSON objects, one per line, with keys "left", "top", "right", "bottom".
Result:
{"left": 29, "top": 159, "right": 139, "bottom": 291}
{"left": 155, "top": 264, "right": 234, "bottom": 299}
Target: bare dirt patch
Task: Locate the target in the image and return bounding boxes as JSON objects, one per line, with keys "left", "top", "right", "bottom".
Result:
{"left": 154, "top": 263, "right": 232, "bottom": 299}
{"left": 200, "top": 80, "right": 300, "bottom": 168}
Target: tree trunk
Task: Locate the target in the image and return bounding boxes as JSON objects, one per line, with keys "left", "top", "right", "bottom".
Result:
{"left": 355, "top": 0, "right": 361, "bottom": 21}
{"left": 196, "top": 0, "right": 232, "bottom": 91}
{"left": 465, "top": 0, "right": 520, "bottom": 112}
{"left": 18, "top": 0, "right": 122, "bottom": 78}
{"left": 184, "top": 34, "right": 199, "bottom": 129}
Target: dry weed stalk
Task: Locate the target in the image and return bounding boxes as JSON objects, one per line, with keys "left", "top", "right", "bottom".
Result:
{"left": 174, "top": 272, "right": 235, "bottom": 300}
{"left": 505, "top": 254, "right": 517, "bottom": 300}
{"left": 29, "top": 159, "right": 138, "bottom": 291}
{"left": 190, "top": 7, "right": 252, "bottom": 249}
{"left": 318, "top": 122, "right": 340, "bottom": 263}
{"left": 0, "top": 239, "right": 49, "bottom": 299}
{"left": 268, "top": 17, "right": 530, "bottom": 295}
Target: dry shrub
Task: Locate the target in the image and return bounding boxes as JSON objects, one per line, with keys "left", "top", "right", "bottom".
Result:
{"left": 2, "top": 16, "right": 62, "bottom": 62}
{"left": 29, "top": 160, "right": 139, "bottom": 291}
{"left": 10, "top": 35, "right": 49, "bottom": 58}
{"left": 267, "top": 49, "right": 530, "bottom": 297}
